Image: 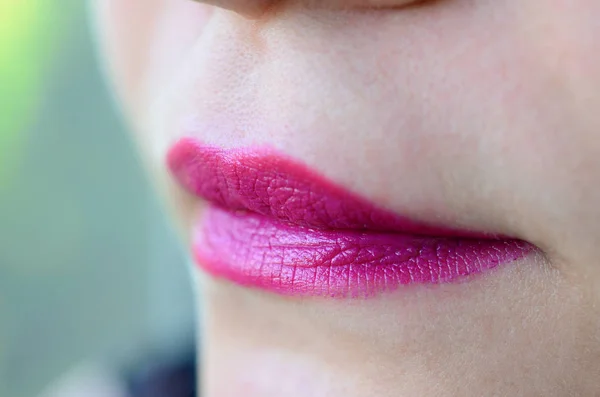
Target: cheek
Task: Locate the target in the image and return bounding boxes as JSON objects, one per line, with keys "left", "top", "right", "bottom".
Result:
{"left": 409, "top": 1, "right": 600, "bottom": 255}
{"left": 93, "top": 0, "right": 211, "bottom": 120}
{"left": 93, "top": 0, "right": 214, "bottom": 234}
{"left": 509, "top": 4, "right": 600, "bottom": 259}
{"left": 93, "top": 0, "right": 160, "bottom": 116}
{"left": 523, "top": 0, "right": 600, "bottom": 84}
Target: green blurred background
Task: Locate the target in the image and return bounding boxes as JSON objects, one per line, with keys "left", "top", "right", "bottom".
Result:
{"left": 0, "top": 2, "right": 194, "bottom": 396}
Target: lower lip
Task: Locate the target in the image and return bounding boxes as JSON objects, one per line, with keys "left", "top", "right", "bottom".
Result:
{"left": 193, "top": 206, "right": 532, "bottom": 298}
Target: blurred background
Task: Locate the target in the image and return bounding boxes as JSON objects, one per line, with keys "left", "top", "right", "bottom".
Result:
{"left": 1, "top": 2, "right": 195, "bottom": 396}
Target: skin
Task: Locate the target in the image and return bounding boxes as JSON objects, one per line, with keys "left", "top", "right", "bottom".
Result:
{"left": 93, "top": 0, "right": 600, "bottom": 395}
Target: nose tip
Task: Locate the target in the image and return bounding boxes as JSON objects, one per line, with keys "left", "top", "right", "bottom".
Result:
{"left": 192, "top": 0, "right": 425, "bottom": 18}
{"left": 191, "top": 0, "right": 274, "bottom": 18}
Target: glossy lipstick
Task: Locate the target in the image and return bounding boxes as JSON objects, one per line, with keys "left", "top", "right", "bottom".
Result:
{"left": 167, "top": 138, "right": 531, "bottom": 298}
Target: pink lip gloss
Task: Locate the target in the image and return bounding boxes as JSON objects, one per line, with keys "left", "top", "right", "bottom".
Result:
{"left": 168, "top": 138, "right": 532, "bottom": 298}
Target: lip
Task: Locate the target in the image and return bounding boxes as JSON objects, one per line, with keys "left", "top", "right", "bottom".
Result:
{"left": 167, "top": 137, "right": 532, "bottom": 298}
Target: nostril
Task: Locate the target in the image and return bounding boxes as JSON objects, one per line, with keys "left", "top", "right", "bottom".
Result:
{"left": 326, "top": 0, "right": 431, "bottom": 10}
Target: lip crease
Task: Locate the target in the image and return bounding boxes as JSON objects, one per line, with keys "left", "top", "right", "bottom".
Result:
{"left": 167, "top": 137, "right": 532, "bottom": 298}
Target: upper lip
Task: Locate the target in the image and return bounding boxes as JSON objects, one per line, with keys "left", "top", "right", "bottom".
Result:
{"left": 167, "top": 137, "right": 495, "bottom": 238}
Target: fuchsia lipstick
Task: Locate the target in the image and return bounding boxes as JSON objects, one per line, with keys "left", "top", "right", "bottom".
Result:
{"left": 168, "top": 138, "right": 531, "bottom": 298}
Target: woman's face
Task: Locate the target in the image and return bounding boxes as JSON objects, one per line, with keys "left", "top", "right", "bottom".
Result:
{"left": 94, "top": 0, "right": 600, "bottom": 395}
